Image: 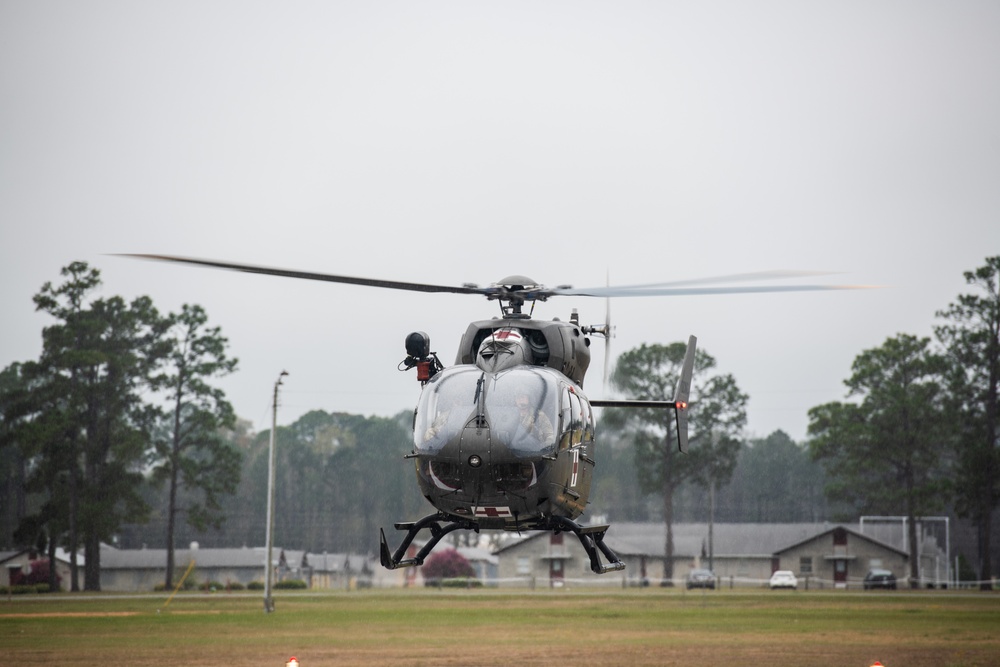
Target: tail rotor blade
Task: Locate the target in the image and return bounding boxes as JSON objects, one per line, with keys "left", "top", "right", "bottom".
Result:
{"left": 602, "top": 271, "right": 613, "bottom": 387}
{"left": 672, "top": 335, "right": 697, "bottom": 453}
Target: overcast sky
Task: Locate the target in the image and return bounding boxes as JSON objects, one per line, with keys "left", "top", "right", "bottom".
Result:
{"left": 2, "top": 1, "right": 998, "bottom": 443}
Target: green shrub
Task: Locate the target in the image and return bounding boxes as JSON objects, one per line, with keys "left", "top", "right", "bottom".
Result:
{"left": 154, "top": 577, "right": 198, "bottom": 592}
{"left": 274, "top": 579, "right": 307, "bottom": 590}
{"left": 247, "top": 581, "right": 265, "bottom": 590}
{"left": 226, "top": 581, "right": 245, "bottom": 591}
{"left": 440, "top": 577, "right": 483, "bottom": 588}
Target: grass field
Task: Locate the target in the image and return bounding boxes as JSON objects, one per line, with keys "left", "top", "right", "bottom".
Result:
{"left": 2, "top": 588, "right": 998, "bottom": 666}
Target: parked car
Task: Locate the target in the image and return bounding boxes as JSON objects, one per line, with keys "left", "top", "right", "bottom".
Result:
{"left": 769, "top": 570, "right": 798, "bottom": 590}
{"left": 685, "top": 568, "right": 717, "bottom": 590}
{"left": 863, "top": 569, "right": 897, "bottom": 590}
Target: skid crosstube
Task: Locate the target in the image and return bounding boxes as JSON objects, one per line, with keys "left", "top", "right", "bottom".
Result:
{"left": 379, "top": 512, "right": 479, "bottom": 570}
{"left": 379, "top": 513, "right": 625, "bottom": 575}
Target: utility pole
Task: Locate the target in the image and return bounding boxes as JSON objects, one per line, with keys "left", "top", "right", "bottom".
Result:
{"left": 709, "top": 479, "right": 715, "bottom": 573}
{"left": 264, "top": 370, "right": 288, "bottom": 613}
{"left": 708, "top": 430, "right": 716, "bottom": 573}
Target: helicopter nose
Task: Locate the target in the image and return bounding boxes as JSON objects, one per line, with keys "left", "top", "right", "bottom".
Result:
{"left": 459, "top": 425, "right": 491, "bottom": 469}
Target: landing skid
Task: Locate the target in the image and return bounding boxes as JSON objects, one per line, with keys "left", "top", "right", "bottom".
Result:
{"left": 547, "top": 516, "right": 626, "bottom": 575}
{"left": 379, "top": 512, "right": 479, "bottom": 570}
{"left": 379, "top": 513, "right": 625, "bottom": 575}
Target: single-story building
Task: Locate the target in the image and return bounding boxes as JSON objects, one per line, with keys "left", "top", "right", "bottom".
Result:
{"left": 101, "top": 543, "right": 276, "bottom": 591}
{"left": 458, "top": 546, "right": 500, "bottom": 583}
{"left": 494, "top": 522, "right": 930, "bottom": 589}
{"left": 774, "top": 525, "right": 909, "bottom": 588}
{"left": 302, "top": 551, "right": 375, "bottom": 589}
{"left": 99, "top": 543, "right": 387, "bottom": 592}
{"left": 0, "top": 548, "right": 82, "bottom": 591}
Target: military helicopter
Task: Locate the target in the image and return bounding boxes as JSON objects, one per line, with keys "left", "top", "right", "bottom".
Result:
{"left": 122, "top": 255, "right": 868, "bottom": 574}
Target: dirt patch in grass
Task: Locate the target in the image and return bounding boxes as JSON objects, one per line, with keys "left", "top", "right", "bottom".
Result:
{"left": 2, "top": 590, "right": 998, "bottom": 667}
{"left": 0, "top": 611, "right": 139, "bottom": 618}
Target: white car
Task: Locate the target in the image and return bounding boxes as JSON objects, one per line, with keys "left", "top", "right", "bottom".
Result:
{"left": 769, "top": 570, "right": 798, "bottom": 590}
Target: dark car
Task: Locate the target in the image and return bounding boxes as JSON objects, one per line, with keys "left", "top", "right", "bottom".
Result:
{"left": 863, "top": 569, "right": 897, "bottom": 590}
{"left": 685, "top": 568, "right": 717, "bottom": 590}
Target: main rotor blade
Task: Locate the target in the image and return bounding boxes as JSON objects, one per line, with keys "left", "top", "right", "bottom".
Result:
{"left": 118, "top": 255, "right": 880, "bottom": 301}
{"left": 586, "top": 270, "right": 841, "bottom": 291}
{"left": 554, "top": 283, "right": 879, "bottom": 298}
{"left": 116, "top": 254, "right": 486, "bottom": 296}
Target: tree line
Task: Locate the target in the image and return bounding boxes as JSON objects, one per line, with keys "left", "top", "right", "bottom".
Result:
{"left": 599, "top": 256, "right": 999, "bottom": 588}
{"left": 810, "top": 256, "right": 999, "bottom": 588}
{"left": 0, "top": 261, "right": 436, "bottom": 590}
{"left": 0, "top": 262, "right": 240, "bottom": 590}
{"left": 2, "top": 257, "right": 997, "bottom": 591}
{"left": 125, "top": 409, "right": 427, "bottom": 556}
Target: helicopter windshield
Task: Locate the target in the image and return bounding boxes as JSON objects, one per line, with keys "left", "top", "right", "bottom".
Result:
{"left": 413, "top": 367, "right": 561, "bottom": 458}
{"left": 414, "top": 367, "right": 482, "bottom": 455}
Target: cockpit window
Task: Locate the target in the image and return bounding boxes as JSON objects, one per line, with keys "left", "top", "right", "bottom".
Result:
{"left": 483, "top": 370, "right": 558, "bottom": 457}
{"left": 413, "top": 366, "right": 560, "bottom": 458}
{"left": 414, "top": 367, "right": 481, "bottom": 454}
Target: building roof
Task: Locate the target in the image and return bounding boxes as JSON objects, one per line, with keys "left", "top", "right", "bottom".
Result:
{"left": 606, "top": 522, "right": 835, "bottom": 558}
{"left": 98, "top": 544, "right": 376, "bottom": 573}
{"left": 304, "top": 552, "right": 374, "bottom": 573}
{"left": 100, "top": 545, "right": 272, "bottom": 569}
{"left": 457, "top": 546, "right": 499, "bottom": 566}
{"left": 494, "top": 522, "right": 923, "bottom": 559}
{"left": 774, "top": 525, "right": 909, "bottom": 558}
{"left": 0, "top": 547, "right": 82, "bottom": 567}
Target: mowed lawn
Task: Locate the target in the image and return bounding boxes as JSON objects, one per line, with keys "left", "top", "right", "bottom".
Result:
{"left": 2, "top": 588, "right": 998, "bottom": 666}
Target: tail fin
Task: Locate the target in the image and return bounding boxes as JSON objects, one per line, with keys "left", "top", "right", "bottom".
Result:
{"left": 672, "top": 335, "right": 697, "bottom": 453}
{"left": 590, "top": 334, "right": 696, "bottom": 452}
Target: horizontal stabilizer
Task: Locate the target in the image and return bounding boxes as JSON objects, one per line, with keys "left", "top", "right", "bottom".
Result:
{"left": 590, "top": 399, "right": 687, "bottom": 409}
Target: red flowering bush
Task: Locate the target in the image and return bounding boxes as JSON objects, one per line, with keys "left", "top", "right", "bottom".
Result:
{"left": 422, "top": 548, "right": 475, "bottom": 585}
{"left": 10, "top": 559, "right": 61, "bottom": 588}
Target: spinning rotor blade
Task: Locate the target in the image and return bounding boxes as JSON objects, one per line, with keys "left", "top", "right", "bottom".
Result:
{"left": 584, "top": 269, "right": 841, "bottom": 290}
{"left": 117, "top": 254, "right": 487, "bottom": 296}
{"left": 603, "top": 296, "right": 612, "bottom": 387}
{"left": 118, "top": 255, "right": 879, "bottom": 303}
{"left": 553, "top": 269, "right": 878, "bottom": 297}
{"left": 553, "top": 280, "right": 878, "bottom": 298}
{"left": 602, "top": 270, "right": 613, "bottom": 387}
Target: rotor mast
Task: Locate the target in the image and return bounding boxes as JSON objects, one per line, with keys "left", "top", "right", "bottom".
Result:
{"left": 486, "top": 275, "right": 544, "bottom": 319}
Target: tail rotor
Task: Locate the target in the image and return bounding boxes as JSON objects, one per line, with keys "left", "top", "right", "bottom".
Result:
{"left": 581, "top": 295, "right": 615, "bottom": 388}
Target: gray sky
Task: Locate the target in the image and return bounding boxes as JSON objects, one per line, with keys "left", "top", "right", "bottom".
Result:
{"left": 2, "top": 1, "right": 998, "bottom": 442}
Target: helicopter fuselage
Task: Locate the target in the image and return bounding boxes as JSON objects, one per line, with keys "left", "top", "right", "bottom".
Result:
{"left": 412, "top": 363, "right": 595, "bottom": 530}
{"left": 409, "top": 317, "right": 599, "bottom": 529}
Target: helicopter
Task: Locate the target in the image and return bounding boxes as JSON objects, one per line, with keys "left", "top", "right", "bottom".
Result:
{"left": 121, "top": 255, "right": 869, "bottom": 574}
